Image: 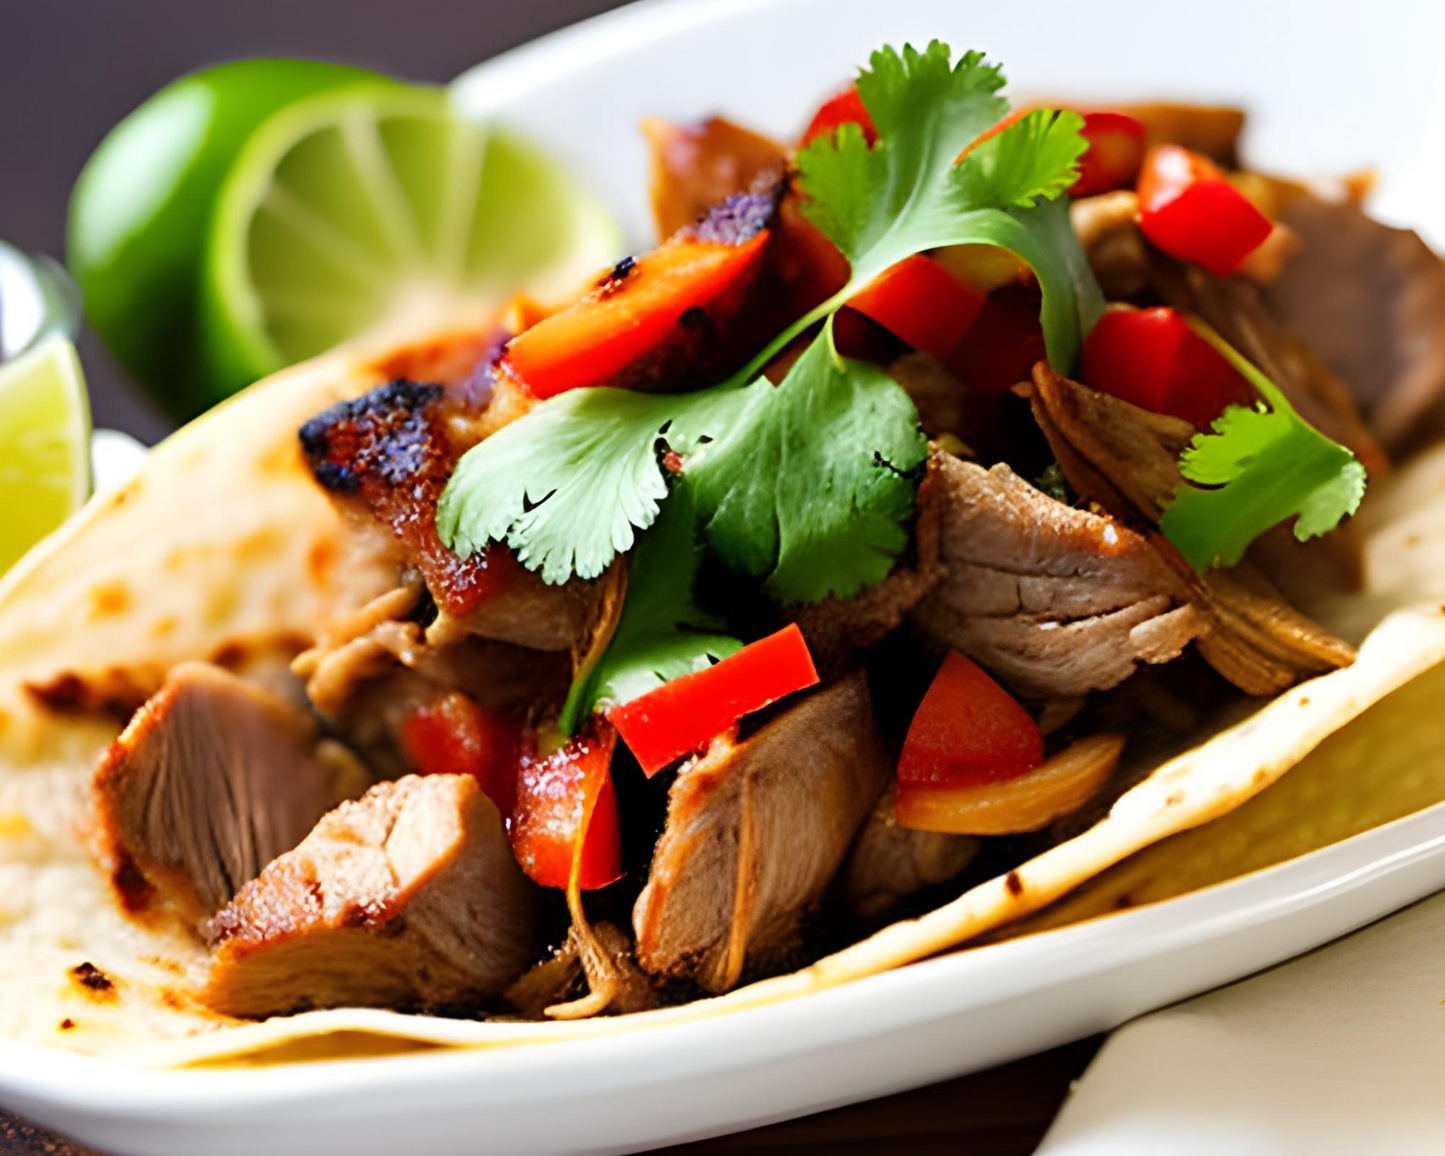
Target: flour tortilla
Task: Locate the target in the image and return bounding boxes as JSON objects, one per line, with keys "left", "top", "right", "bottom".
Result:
{"left": 3, "top": 324, "right": 1445, "bottom": 1069}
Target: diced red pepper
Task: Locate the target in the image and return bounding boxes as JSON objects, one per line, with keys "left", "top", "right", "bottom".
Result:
{"left": 801, "top": 85, "right": 877, "bottom": 147}
{"left": 1081, "top": 306, "right": 1254, "bottom": 428}
{"left": 509, "top": 727, "right": 621, "bottom": 890}
{"left": 503, "top": 232, "right": 770, "bottom": 398}
{"left": 945, "top": 283, "right": 1047, "bottom": 394}
{"left": 402, "top": 692, "right": 520, "bottom": 815}
{"left": 847, "top": 254, "right": 987, "bottom": 360}
{"left": 897, "top": 651, "right": 1044, "bottom": 795}
{"left": 607, "top": 624, "right": 820, "bottom": 775}
{"left": 1136, "top": 144, "right": 1272, "bottom": 277}
{"left": 1070, "top": 112, "right": 1147, "bottom": 197}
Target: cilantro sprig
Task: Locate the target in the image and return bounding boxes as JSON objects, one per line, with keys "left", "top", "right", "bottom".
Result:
{"left": 558, "top": 485, "right": 740, "bottom": 733}
{"left": 438, "top": 40, "right": 1103, "bottom": 603}
{"left": 1160, "top": 321, "right": 1368, "bottom": 572}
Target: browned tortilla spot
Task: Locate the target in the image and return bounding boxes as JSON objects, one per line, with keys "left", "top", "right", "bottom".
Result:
{"left": 71, "top": 962, "right": 115, "bottom": 998}
{"left": 24, "top": 668, "right": 157, "bottom": 719}
{"left": 307, "top": 538, "right": 337, "bottom": 587}
{"left": 1005, "top": 871, "right": 1024, "bottom": 897}
{"left": 86, "top": 581, "right": 130, "bottom": 619}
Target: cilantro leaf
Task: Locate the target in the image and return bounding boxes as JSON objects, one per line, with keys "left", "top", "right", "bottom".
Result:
{"left": 953, "top": 109, "right": 1092, "bottom": 210}
{"left": 1159, "top": 322, "right": 1368, "bottom": 571}
{"left": 684, "top": 319, "right": 928, "bottom": 602}
{"left": 796, "top": 43, "right": 1007, "bottom": 280}
{"left": 559, "top": 485, "right": 740, "bottom": 733}
{"left": 792, "top": 47, "right": 1102, "bottom": 369}
{"left": 436, "top": 386, "right": 734, "bottom": 584}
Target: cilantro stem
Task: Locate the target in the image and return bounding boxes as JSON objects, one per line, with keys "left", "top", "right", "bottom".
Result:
{"left": 729, "top": 285, "right": 855, "bottom": 387}
{"left": 1184, "top": 315, "right": 1289, "bottom": 413}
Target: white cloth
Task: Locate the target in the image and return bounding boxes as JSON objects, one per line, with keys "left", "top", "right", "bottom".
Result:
{"left": 1037, "top": 890, "right": 1445, "bottom": 1156}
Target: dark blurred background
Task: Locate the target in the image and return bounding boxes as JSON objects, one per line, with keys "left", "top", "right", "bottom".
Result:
{"left": 0, "top": 0, "right": 627, "bottom": 443}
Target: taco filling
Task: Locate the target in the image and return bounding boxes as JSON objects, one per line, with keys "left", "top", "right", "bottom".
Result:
{"left": 18, "top": 41, "right": 1445, "bottom": 1041}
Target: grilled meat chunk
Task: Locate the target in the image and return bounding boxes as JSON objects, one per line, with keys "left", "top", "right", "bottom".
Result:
{"left": 1026, "top": 364, "right": 1356, "bottom": 694}
{"left": 790, "top": 489, "right": 944, "bottom": 679}
{"left": 633, "top": 670, "right": 889, "bottom": 991}
{"left": 643, "top": 116, "right": 788, "bottom": 240}
{"left": 1117, "top": 102, "right": 1245, "bottom": 166}
{"left": 1071, "top": 191, "right": 1151, "bottom": 300}
{"left": 1263, "top": 191, "right": 1445, "bottom": 450}
{"left": 293, "top": 585, "right": 570, "bottom": 777}
{"left": 299, "top": 379, "right": 599, "bottom": 651}
{"left": 203, "top": 774, "right": 541, "bottom": 1016}
{"left": 94, "top": 663, "right": 364, "bottom": 920}
{"left": 909, "top": 455, "right": 1202, "bottom": 699}
{"left": 842, "top": 789, "right": 980, "bottom": 918}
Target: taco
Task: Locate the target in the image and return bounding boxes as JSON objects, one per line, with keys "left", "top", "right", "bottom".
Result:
{"left": 5, "top": 40, "right": 1445, "bottom": 1066}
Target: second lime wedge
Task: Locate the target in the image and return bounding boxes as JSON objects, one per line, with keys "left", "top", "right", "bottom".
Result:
{"left": 199, "top": 88, "right": 621, "bottom": 401}
{"left": 0, "top": 336, "right": 91, "bottom": 575}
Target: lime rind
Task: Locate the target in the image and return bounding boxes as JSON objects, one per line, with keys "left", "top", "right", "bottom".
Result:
{"left": 200, "top": 87, "right": 622, "bottom": 400}
{"left": 0, "top": 335, "right": 92, "bottom": 574}
{"left": 67, "top": 60, "right": 396, "bottom": 408}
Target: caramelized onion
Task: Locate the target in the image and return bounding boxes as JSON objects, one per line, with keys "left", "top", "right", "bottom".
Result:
{"left": 895, "top": 733, "right": 1125, "bottom": 835}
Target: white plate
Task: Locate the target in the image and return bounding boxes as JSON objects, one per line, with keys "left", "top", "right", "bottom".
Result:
{"left": 8, "top": 1, "right": 1445, "bottom": 1152}
{"left": 5, "top": 805, "right": 1445, "bottom": 1156}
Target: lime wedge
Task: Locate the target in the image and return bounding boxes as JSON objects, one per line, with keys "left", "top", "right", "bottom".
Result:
{"left": 0, "top": 336, "right": 91, "bottom": 574}
{"left": 199, "top": 88, "right": 620, "bottom": 400}
{"left": 67, "top": 60, "right": 396, "bottom": 411}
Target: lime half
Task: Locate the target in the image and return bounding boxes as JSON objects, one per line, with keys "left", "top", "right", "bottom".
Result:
{"left": 0, "top": 336, "right": 91, "bottom": 574}
{"left": 68, "top": 60, "right": 395, "bottom": 408}
{"left": 199, "top": 88, "right": 620, "bottom": 400}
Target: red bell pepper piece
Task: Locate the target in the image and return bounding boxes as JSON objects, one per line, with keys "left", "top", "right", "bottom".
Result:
{"left": 1136, "top": 144, "right": 1272, "bottom": 277}
{"left": 509, "top": 726, "right": 622, "bottom": 890}
{"left": 801, "top": 84, "right": 877, "bottom": 147}
{"left": 846, "top": 254, "right": 987, "bottom": 360}
{"left": 402, "top": 692, "right": 520, "bottom": 816}
{"left": 1070, "top": 111, "right": 1146, "bottom": 197}
{"left": 607, "top": 624, "right": 820, "bottom": 775}
{"left": 945, "top": 283, "right": 1047, "bottom": 394}
{"left": 503, "top": 232, "right": 770, "bottom": 399}
{"left": 1081, "top": 306, "right": 1254, "bottom": 428}
{"left": 897, "top": 651, "right": 1044, "bottom": 797}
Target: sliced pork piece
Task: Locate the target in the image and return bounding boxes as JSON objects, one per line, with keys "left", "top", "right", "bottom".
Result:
{"left": 790, "top": 486, "right": 944, "bottom": 679}
{"left": 1026, "top": 364, "right": 1357, "bottom": 694}
{"left": 909, "top": 455, "right": 1202, "bottom": 700}
{"left": 299, "top": 379, "right": 602, "bottom": 652}
{"left": 1263, "top": 192, "right": 1445, "bottom": 450}
{"left": 202, "top": 774, "right": 541, "bottom": 1016}
{"left": 643, "top": 116, "right": 787, "bottom": 239}
{"left": 842, "top": 789, "right": 979, "bottom": 918}
{"left": 633, "top": 671, "right": 889, "bottom": 991}
{"left": 1071, "top": 191, "right": 1150, "bottom": 300}
{"left": 294, "top": 590, "right": 571, "bottom": 778}
{"left": 94, "top": 663, "right": 365, "bottom": 920}
{"left": 1116, "top": 102, "right": 1245, "bottom": 166}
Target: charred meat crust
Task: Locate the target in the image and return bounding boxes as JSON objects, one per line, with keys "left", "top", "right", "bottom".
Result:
{"left": 682, "top": 187, "right": 782, "bottom": 247}
{"left": 299, "top": 380, "right": 446, "bottom": 496}
{"left": 299, "top": 378, "right": 599, "bottom": 650}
